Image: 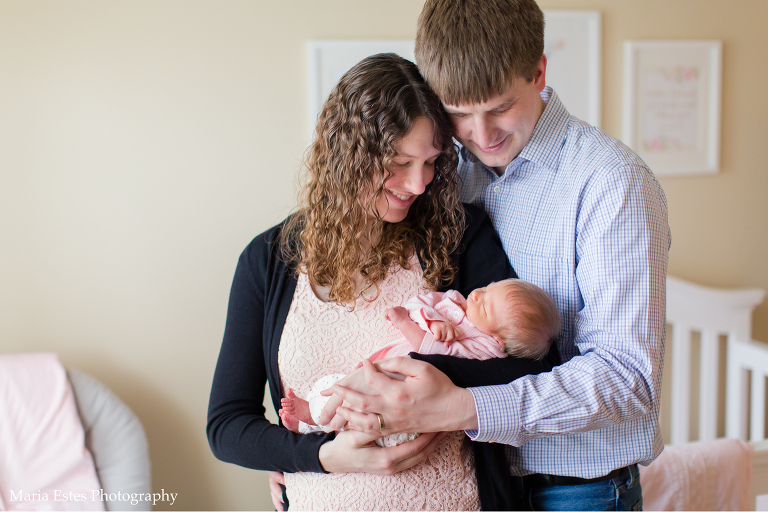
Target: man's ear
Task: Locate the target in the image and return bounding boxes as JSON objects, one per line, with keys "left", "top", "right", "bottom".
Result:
{"left": 534, "top": 54, "right": 547, "bottom": 92}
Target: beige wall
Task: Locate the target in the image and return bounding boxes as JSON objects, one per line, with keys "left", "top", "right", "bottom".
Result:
{"left": 0, "top": 0, "right": 766, "bottom": 510}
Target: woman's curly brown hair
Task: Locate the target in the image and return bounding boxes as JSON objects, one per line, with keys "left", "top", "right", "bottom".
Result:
{"left": 281, "top": 53, "right": 464, "bottom": 307}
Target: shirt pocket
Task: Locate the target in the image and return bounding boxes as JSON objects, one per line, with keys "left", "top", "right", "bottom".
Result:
{"left": 507, "top": 249, "right": 576, "bottom": 352}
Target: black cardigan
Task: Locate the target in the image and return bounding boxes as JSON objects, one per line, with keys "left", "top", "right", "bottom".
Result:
{"left": 207, "top": 204, "right": 555, "bottom": 508}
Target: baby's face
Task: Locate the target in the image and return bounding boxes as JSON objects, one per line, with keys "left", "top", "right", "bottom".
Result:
{"left": 465, "top": 281, "right": 511, "bottom": 341}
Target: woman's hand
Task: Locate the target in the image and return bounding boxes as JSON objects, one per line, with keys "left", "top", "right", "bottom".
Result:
{"left": 326, "top": 357, "right": 479, "bottom": 435}
{"left": 267, "top": 471, "right": 285, "bottom": 511}
{"left": 318, "top": 428, "right": 446, "bottom": 475}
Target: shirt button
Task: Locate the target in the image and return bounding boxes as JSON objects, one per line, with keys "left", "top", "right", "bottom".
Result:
{"left": 493, "top": 185, "right": 501, "bottom": 193}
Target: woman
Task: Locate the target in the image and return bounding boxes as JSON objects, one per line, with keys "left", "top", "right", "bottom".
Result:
{"left": 207, "top": 54, "right": 527, "bottom": 510}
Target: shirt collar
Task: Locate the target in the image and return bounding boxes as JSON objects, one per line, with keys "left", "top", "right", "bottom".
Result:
{"left": 517, "top": 87, "right": 570, "bottom": 170}
{"left": 458, "top": 87, "right": 571, "bottom": 173}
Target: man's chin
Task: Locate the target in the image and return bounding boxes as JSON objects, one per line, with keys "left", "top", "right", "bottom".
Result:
{"left": 473, "top": 153, "right": 512, "bottom": 172}
{"left": 465, "top": 143, "right": 514, "bottom": 171}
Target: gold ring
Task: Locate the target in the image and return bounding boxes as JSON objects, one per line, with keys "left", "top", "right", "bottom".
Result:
{"left": 376, "top": 413, "right": 385, "bottom": 430}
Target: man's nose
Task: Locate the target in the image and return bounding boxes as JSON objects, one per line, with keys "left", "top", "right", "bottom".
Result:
{"left": 473, "top": 117, "right": 496, "bottom": 148}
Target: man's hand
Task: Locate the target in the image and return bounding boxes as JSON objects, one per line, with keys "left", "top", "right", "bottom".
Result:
{"left": 267, "top": 471, "right": 285, "bottom": 511}
{"left": 325, "top": 357, "right": 478, "bottom": 435}
{"left": 318, "top": 428, "right": 446, "bottom": 475}
{"left": 316, "top": 366, "right": 379, "bottom": 431}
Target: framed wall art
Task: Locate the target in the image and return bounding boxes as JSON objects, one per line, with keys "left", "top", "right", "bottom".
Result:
{"left": 306, "top": 40, "right": 415, "bottom": 135}
{"left": 623, "top": 40, "right": 722, "bottom": 176}
{"left": 543, "top": 10, "right": 601, "bottom": 127}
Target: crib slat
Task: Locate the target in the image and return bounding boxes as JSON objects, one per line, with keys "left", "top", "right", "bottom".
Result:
{"left": 671, "top": 322, "right": 691, "bottom": 444}
{"left": 726, "top": 336, "right": 747, "bottom": 440}
{"left": 751, "top": 370, "right": 766, "bottom": 442}
{"left": 699, "top": 329, "right": 719, "bottom": 441}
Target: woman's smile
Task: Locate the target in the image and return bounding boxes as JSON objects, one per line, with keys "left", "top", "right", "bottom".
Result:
{"left": 385, "top": 189, "right": 415, "bottom": 205}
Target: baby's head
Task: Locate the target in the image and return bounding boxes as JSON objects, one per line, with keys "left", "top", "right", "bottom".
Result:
{"left": 465, "top": 279, "right": 560, "bottom": 361}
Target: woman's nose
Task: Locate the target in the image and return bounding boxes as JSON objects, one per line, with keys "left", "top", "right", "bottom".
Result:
{"left": 402, "top": 166, "right": 431, "bottom": 194}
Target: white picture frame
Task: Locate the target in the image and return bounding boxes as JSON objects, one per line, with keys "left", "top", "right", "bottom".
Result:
{"left": 306, "top": 40, "right": 415, "bottom": 136}
{"left": 543, "top": 10, "right": 601, "bottom": 127}
{"left": 622, "top": 40, "right": 722, "bottom": 176}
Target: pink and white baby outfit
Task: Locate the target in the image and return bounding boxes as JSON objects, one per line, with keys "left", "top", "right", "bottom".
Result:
{"left": 368, "top": 289, "right": 507, "bottom": 361}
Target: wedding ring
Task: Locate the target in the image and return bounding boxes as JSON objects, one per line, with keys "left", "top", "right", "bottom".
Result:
{"left": 376, "top": 413, "right": 385, "bottom": 430}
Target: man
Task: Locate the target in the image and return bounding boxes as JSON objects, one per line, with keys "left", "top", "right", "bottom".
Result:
{"left": 325, "top": 0, "right": 670, "bottom": 509}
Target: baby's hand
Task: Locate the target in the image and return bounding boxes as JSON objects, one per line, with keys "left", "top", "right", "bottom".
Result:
{"left": 431, "top": 321, "right": 456, "bottom": 344}
{"left": 385, "top": 306, "right": 410, "bottom": 326}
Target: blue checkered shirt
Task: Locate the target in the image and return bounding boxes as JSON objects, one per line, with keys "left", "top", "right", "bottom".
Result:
{"left": 461, "top": 87, "right": 670, "bottom": 477}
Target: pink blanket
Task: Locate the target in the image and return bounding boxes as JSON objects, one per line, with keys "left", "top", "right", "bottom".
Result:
{"left": 0, "top": 353, "right": 104, "bottom": 510}
{"left": 639, "top": 437, "right": 753, "bottom": 510}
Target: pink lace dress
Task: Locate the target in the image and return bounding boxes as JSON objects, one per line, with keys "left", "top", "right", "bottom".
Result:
{"left": 277, "top": 258, "right": 480, "bottom": 511}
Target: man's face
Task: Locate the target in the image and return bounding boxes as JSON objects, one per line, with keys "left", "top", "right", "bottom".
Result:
{"left": 443, "top": 56, "right": 547, "bottom": 175}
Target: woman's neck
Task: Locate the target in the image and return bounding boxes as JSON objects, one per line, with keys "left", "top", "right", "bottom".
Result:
{"left": 309, "top": 221, "right": 382, "bottom": 303}
{"left": 310, "top": 272, "right": 376, "bottom": 303}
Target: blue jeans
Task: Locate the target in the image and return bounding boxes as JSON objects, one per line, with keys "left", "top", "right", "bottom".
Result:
{"left": 523, "top": 465, "right": 643, "bottom": 511}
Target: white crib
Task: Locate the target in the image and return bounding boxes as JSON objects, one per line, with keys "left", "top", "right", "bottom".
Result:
{"left": 659, "top": 275, "right": 767, "bottom": 509}
{"left": 666, "top": 275, "right": 766, "bottom": 444}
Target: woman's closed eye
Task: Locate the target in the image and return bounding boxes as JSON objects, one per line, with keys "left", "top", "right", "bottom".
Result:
{"left": 392, "top": 158, "right": 436, "bottom": 168}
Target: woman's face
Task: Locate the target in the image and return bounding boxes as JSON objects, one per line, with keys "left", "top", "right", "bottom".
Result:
{"left": 375, "top": 116, "right": 439, "bottom": 223}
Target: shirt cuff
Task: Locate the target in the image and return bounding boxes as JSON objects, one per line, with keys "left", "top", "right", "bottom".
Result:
{"left": 465, "top": 384, "right": 520, "bottom": 443}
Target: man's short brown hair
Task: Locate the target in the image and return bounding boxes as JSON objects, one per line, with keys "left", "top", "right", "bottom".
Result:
{"left": 415, "top": 0, "right": 545, "bottom": 105}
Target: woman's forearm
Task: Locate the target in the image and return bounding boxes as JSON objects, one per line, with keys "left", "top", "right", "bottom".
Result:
{"left": 318, "top": 429, "right": 444, "bottom": 475}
